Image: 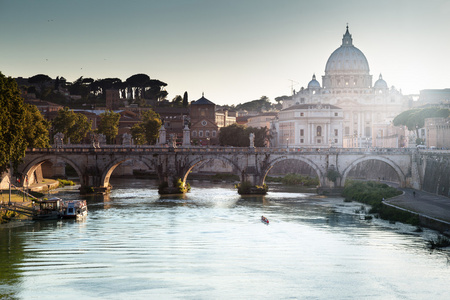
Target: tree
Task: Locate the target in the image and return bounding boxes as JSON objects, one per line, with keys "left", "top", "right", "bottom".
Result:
{"left": 235, "top": 96, "right": 275, "bottom": 112}
{"left": 141, "top": 109, "right": 162, "bottom": 144}
{"left": 171, "top": 95, "right": 183, "bottom": 107}
{"left": 219, "top": 124, "right": 269, "bottom": 147}
{"left": 131, "top": 109, "right": 162, "bottom": 144}
{"left": 393, "top": 107, "right": 450, "bottom": 137}
{"left": 0, "top": 72, "right": 27, "bottom": 174}
{"left": 28, "top": 74, "right": 53, "bottom": 98}
{"left": 52, "top": 107, "right": 92, "bottom": 143}
{"left": 183, "top": 91, "right": 188, "bottom": 107}
{"left": 97, "top": 110, "right": 120, "bottom": 144}
{"left": 23, "top": 104, "right": 50, "bottom": 148}
{"left": 130, "top": 123, "right": 146, "bottom": 145}
{"left": 126, "top": 73, "right": 150, "bottom": 99}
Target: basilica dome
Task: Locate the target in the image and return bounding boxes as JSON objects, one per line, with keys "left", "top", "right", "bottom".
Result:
{"left": 324, "top": 26, "right": 370, "bottom": 75}
{"left": 374, "top": 74, "right": 388, "bottom": 89}
{"left": 307, "top": 74, "right": 320, "bottom": 89}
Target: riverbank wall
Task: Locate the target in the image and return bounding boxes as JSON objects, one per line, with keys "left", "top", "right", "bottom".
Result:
{"left": 383, "top": 197, "right": 450, "bottom": 234}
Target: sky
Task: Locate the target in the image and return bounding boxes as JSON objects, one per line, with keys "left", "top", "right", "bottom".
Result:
{"left": 1, "top": 0, "right": 449, "bottom": 106}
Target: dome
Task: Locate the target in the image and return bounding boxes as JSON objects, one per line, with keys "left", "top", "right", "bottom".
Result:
{"left": 374, "top": 74, "right": 388, "bottom": 89}
{"left": 324, "top": 26, "right": 370, "bottom": 75}
{"left": 307, "top": 74, "right": 321, "bottom": 89}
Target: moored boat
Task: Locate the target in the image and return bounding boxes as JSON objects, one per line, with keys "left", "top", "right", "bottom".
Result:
{"left": 32, "top": 197, "right": 63, "bottom": 220}
{"left": 61, "top": 200, "right": 88, "bottom": 219}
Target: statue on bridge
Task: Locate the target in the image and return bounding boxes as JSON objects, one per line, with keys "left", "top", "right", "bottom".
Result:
{"left": 54, "top": 132, "right": 64, "bottom": 148}
{"left": 122, "top": 133, "right": 132, "bottom": 146}
{"left": 249, "top": 132, "right": 255, "bottom": 148}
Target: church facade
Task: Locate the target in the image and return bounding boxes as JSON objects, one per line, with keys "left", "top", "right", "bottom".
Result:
{"left": 271, "top": 26, "right": 409, "bottom": 148}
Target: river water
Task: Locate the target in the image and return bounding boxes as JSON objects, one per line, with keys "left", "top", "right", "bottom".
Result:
{"left": 1, "top": 179, "right": 450, "bottom": 299}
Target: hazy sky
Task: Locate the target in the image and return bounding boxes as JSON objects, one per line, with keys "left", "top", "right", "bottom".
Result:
{"left": 1, "top": 0, "right": 449, "bottom": 105}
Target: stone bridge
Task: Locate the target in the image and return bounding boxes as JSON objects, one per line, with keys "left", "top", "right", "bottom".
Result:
{"left": 11, "top": 146, "right": 425, "bottom": 194}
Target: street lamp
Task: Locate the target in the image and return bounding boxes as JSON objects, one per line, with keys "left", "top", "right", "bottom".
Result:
{"left": 286, "top": 137, "right": 289, "bottom": 149}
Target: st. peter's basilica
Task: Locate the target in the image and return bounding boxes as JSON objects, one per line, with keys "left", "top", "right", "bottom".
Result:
{"left": 271, "top": 26, "right": 409, "bottom": 148}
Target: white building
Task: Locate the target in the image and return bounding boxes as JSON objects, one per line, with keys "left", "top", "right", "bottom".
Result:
{"left": 272, "top": 103, "right": 343, "bottom": 148}
{"left": 273, "top": 26, "right": 409, "bottom": 148}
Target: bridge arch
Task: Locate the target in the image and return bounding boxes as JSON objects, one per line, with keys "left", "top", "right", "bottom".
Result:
{"left": 261, "top": 155, "right": 325, "bottom": 186}
{"left": 341, "top": 156, "right": 406, "bottom": 187}
{"left": 182, "top": 155, "right": 242, "bottom": 184}
{"left": 20, "top": 155, "right": 83, "bottom": 186}
{"left": 100, "top": 157, "right": 157, "bottom": 188}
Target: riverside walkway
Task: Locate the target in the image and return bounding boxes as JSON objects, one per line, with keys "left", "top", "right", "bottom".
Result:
{"left": 385, "top": 188, "right": 450, "bottom": 232}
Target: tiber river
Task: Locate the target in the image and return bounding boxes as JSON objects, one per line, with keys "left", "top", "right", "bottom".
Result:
{"left": 1, "top": 178, "right": 450, "bottom": 299}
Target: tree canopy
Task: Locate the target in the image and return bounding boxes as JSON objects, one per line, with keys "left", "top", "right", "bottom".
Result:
{"left": 23, "top": 104, "right": 50, "bottom": 148}
{"left": 219, "top": 124, "right": 269, "bottom": 147}
{"left": 393, "top": 107, "right": 450, "bottom": 130}
{"left": 131, "top": 109, "right": 162, "bottom": 145}
{"left": 235, "top": 96, "right": 275, "bottom": 112}
{"left": 0, "top": 72, "right": 27, "bottom": 173}
{"left": 52, "top": 107, "right": 92, "bottom": 143}
{"left": 96, "top": 110, "right": 120, "bottom": 144}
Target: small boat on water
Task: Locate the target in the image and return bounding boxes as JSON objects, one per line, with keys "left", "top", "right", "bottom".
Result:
{"left": 261, "top": 216, "right": 269, "bottom": 224}
{"left": 32, "top": 197, "right": 63, "bottom": 220}
{"left": 31, "top": 198, "right": 88, "bottom": 220}
{"left": 61, "top": 200, "right": 88, "bottom": 219}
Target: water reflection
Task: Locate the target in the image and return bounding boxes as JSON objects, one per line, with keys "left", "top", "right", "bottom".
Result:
{"left": 1, "top": 178, "right": 449, "bottom": 299}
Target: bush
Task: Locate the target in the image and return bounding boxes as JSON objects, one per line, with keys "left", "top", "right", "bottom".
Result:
{"left": 280, "top": 173, "right": 319, "bottom": 186}
{"left": 343, "top": 180, "right": 413, "bottom": 224}
{"left": 57, "top": 179, "right": 75, "bottom": 187}
{"left": 427, "top": 235, "right": 450, "bottom": 249}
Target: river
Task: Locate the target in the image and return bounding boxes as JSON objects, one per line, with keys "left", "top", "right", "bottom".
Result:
{"left": 1, "top": 178, "right": 450, "bottom": 299}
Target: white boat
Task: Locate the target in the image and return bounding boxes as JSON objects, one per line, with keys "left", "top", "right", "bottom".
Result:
{"left": 61, "top": 200, "right": 88, "bottom": 219}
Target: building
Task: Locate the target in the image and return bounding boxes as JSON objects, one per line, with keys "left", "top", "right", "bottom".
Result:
{"left": 419, "top": 89, "right": 450, "bottom": 106}
{"left": 425, "top": 117, "right": 450, "bottom": 149}
{"left": 247, "top": 112, "right": 277, "bottom": 129}
{"left": 273, "top": 26, "right": 409, "bottom": 148}
{"left": 189, "top": 94, "right": 236, "bottom": 145}
{"left": 272, "top": 104, "right": 343, "bottom": 148}
{"left": 154, "top": 107, "right": 190, "bottom": 145}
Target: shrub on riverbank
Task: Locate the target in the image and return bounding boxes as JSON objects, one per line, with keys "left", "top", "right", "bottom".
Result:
{"left": 427, "top": 235, "right": 450, "bottom": 249}
{"left": 266, "top": 174, "right": 319, "bottom": 187}
{"left": 342, "top": 180, "right": 420, "bottom": 225}
{"left": 57, "top": 179, "right": 75, "bottom": 187}
{"left": 210, "top": 174, "right": 240, "bottom": 182}
{"left": 0, "top": 210, "right": 16, "bottom": 224}
{"left": 235, "top": 181, "right": 268, "bottom": 195}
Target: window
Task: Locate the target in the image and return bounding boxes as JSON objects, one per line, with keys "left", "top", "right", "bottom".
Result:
{"left": 300, "top": 129, "right": 304, "bottom": 136}
{"left": 212, "top": 131, "right": 216, "bottom": 137}
{"left": 192, "top": 131, "right": 197, "bottom": 137}
{"left": 206, "top": 130, "right": 210, "bottom": 137}
{"left": 317, "top": 139, "right": 321, "bottom": 143}
{"left": 334, "top": 129, "right": 338, "bottom": 136}
{"left": 300, "top": 112, "right": 304, "bottom": 116}
{"left": 335, "top": 139, "right": 338, "bottom": 144}
{"left": 317, "top": 126, "right": 322, "bottom": 137}
{"left": 300, "top": 139, "right": 304, "bottom": 143}
{"left": 200, "top": 110, "right": 205, "bottom": 116}
{"left": 199, "top": 131, "right": 203, "bottom": 137}
{"left": 334, "top": 112, "right": 338, "bottom": 117}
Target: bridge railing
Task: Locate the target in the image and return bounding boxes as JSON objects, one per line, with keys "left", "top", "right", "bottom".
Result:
{"left": 26, "top": 145, "right": 426, "bottom": 155}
